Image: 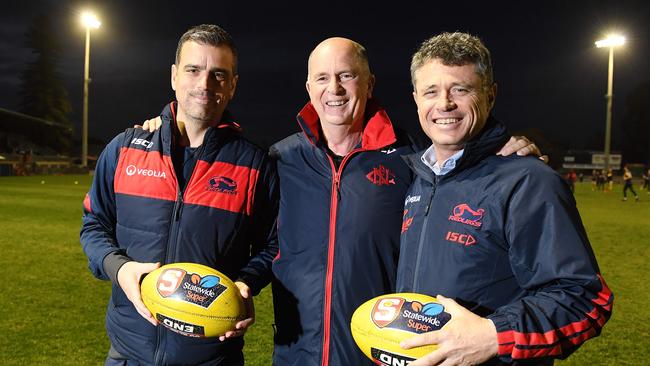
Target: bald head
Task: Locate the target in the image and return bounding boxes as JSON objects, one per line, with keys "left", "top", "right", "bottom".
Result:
{"left": 308, "top": 37, "right": 371, "bottom": 77}
{"left": 305, "top": 37, "right": 375, "bottom": 130}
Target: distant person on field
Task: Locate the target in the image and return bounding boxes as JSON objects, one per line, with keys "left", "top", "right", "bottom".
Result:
{"left": 597, "top": 169, "right": 606, "bottom": 191}
{"left": 606, "top": 168, "right": 613, "bottom": 192}
{"left": 591, "top": 169, "right": 598, "bottom": 191}
{"left": 565, "top": 169, "right": 577, "bottom": 193}
{"left": 622, "top": 165, "right": 639, "bottom": 202}
{"left": 642, "top": 168, "right": 649, "bottom": 192}
{"left": 397, "top": 32, "right": 613, "bottom": 365}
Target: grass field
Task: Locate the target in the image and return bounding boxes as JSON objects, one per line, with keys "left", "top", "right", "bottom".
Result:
{"left": 0, "top": 175, "right": 647, "bottom": 365}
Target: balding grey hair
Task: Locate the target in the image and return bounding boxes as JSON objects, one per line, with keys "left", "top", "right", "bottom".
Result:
{"left": 307, "top": 38, "right": 371, "bottom": 77}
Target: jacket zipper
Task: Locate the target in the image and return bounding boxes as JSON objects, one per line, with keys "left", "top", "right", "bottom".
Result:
{"left": 413, "top": 175, "right": 438, "bottom": 291}
{"left": 154, "top": 138, "right": 205, "bottom": 366}
{"left": 321, "top": 149, "right": 360, "bottom": 366}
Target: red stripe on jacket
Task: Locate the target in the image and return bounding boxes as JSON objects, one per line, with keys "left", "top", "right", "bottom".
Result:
{"left": 83, "top": 193, "right": 92, "bottom": 213}
{"left": 513, "top": 344, "right": 563, "bottom": 359}
{"left": 497, "top": 274, "right": 613, "bottom": 359}
{"left": 114, "top": 147, "right": 177, "bottom": 201}
{"left": 184, "top": 160, "right": 258, "bottom": 215}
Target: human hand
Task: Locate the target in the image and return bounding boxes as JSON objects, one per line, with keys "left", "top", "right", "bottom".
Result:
{"left": 219, "top": 281, "right": 255, "bottom": 341}
{"left": 117, "top": 261, "right": 161, "bottom": 326}
{"left": 497, "top": 136, "right": 549, "bottom": 164}
{"left": 133, "top": 117, "right": 163, "bottom": 132}
{"left": 400, "top": 295, "right": 498, "bottom": 366}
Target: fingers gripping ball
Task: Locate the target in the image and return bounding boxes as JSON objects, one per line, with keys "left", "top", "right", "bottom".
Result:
{"left": 351, "top": 293, "right": 451, "bottom": 365}
{"left": 140, "top": 263, "right": 245, "bottom": 338}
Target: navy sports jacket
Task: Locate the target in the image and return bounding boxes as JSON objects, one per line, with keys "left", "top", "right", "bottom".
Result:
{"left": 397, "top": 118, "right": 613, "bottom": 364}
{"left": 270, "top": 100, "right": 420, "bottom": 366}
{"left": 80, "top": 102, "right": 278, "bottom": 365}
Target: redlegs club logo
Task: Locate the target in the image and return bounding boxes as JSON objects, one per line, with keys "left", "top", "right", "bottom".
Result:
{"left": 366, "top": 165, "right": 396, "bottom": 186}
{"left": 448, "top": 203, "right": 484, "bottom": 227}
{"left": 207, "top": 176, "right": 238, "bottom": 194}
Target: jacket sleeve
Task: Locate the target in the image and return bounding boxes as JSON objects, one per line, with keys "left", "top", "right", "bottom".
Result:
{"left": 236, "top": 151, "right": 279, "bottom": 296}
{"left": 79, "top": 133, "right": 130, "bottom": 281}
{"left": 487, "top": 164, "right": 613, "bottom": 362}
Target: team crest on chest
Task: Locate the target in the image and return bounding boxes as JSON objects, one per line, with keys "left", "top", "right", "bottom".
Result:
{"left": 206, "top": 176, "right": 238, "bottom": 195}
{"left": 366, "top": 165, "right": 395, "bottom": 186}
{"left": 448, "top": 203, "right": 484, "bottom": 228}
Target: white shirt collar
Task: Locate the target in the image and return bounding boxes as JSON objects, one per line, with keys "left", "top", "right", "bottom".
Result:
{"left": 420, "top": 145, "right": 465, "bottom": 176}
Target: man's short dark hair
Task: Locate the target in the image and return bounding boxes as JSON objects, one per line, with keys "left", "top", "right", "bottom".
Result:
{"left": 175, "top": 24, "right": 238, "bottom": 74}
{"left": 410, "top": 32, "right": 492, "bottom": 89}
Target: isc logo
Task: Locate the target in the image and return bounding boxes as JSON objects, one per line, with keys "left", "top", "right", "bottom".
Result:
{"left": 131, "top": 137, "right": 154, "bottom": 149}
{"left": 445, "top": 231, "right": 477, "bottom": 246}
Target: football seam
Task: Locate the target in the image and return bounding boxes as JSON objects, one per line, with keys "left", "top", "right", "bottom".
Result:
{"left": 351, "top": 323, "right": 438, "bottom": 356}
{"left": 351, "top": 323, "right": 404, "bottom": 345}
{"left": 143, "top": 295, "right": 243, "bottom": 321}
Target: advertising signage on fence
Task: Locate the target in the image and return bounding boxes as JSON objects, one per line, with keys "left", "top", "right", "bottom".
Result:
{"left": 562, "top": 152, "right": 622, "bottom": 170}
{"left": 592, "top": 154, "right": 622, "bottom": 170}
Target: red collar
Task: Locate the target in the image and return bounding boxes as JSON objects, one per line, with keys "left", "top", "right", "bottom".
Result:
{"left": 296, "top": 98, "right": 397, "bottom": 150}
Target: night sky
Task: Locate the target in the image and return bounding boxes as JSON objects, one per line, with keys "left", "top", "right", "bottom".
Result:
{"left": 2, "top": 0, "right": 649, "bottom": 153}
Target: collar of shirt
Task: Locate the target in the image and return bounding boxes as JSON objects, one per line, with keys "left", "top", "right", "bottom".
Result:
{"left": 420, "top": 145, "right": 465, "bottom": 176}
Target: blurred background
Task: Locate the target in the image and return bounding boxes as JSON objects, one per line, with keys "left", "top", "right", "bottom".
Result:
{"left": 1, "top": 0, "right": 649, "bottom": 175}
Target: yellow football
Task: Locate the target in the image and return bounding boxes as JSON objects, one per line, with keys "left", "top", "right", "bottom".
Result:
{"left": 351, "top": 293, "right": 451, "bottom": 365}
{"left": 140, "top": 262, "right": 245, "bottom": 338}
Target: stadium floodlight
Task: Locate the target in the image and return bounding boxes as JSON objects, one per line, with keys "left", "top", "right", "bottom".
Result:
{"left": 80, "top": 11, "right": 101, "bottom": 168}
{"left": 595, "top": 34, "right": 625, "bottom": 172}
{"left": 595, "top": 35, "right": 625, "bottom": 48}
{"left": 81, "top": 12, "right": 101, "bottom": 29}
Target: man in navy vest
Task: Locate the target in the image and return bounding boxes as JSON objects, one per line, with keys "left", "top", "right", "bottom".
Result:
{"left": 80, "top": 24, "right": 278, "bottom": 365}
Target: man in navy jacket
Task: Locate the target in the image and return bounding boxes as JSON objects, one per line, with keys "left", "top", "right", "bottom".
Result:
{"left": 398, "top": 32, "right": 613, "bottom": 365}
{"left": 269, "top": 37, "right": 420, "bottom": 366}
{"left": 80, "top": 24, "right": 278, "bottom": 365}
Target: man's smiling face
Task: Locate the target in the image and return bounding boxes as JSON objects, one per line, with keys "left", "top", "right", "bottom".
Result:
{"left": 306, "top": 38, "right": 374, "bottom": 129}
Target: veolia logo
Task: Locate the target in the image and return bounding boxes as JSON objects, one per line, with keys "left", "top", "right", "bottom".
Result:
{"left": 125, "top": 164, "right": 166, "bottom": 179}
